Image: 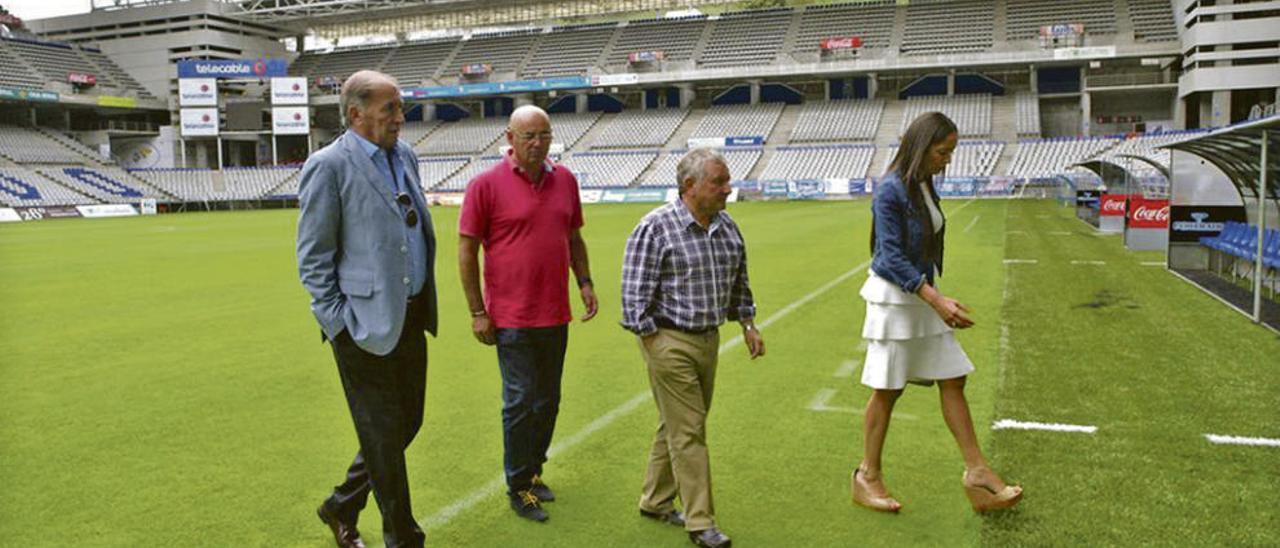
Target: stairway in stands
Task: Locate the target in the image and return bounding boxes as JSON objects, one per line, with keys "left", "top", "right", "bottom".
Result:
{"left": 990, "top": 94, "right": 1020, "bottom": 176}
{"left": 867, "top": 97, "right": 906, "bottom": 177}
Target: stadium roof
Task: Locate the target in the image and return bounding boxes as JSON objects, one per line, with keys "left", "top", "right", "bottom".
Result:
{"left": 1160, "top": 115, "right": 1280, "bottom": 201}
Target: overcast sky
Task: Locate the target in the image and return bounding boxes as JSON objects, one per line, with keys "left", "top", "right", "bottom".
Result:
{"left": 3, "top": 1, "right": 94, "bottom": 21}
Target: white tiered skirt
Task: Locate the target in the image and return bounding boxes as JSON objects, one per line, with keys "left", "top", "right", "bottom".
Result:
{"left": 859, "top": 270, "right": 974, "bottom": 390}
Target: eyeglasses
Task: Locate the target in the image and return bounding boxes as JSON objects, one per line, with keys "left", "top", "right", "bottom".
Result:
{"left": 515, "top": 131, "right": 553, "bottom": 142}
{"left": 396, "top": 192, "right": 418, "bottom": 228}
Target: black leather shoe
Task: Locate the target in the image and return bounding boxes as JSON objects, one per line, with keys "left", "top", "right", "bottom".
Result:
{"left": 639, "top": 508, "right": 685, "bottom": 526}
{"left": 531, "top": 474, "right": 555, "bottom": 502}
{"left": 510, "top": 490, "right": 549, "bottom": 522}
{"left": 689, "top": 527, "right": 731, "bottom": 548}
{"left": 316, "top": 503, "right": 366, "bottom": 548}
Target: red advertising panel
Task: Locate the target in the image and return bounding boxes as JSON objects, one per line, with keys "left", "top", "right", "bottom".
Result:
{"left": 68, "top": 72, "right": 97, "bottom": 86}
{"left": 820, "top": 36, "right": 863, "bottom": 51}
{"left": 1128, "top": 198, "right": 1170, "bottom": 229}
{"left": 1099, "top": 194, "right": 1127, "bottom": 217}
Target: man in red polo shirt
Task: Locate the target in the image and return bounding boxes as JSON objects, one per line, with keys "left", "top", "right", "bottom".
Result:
{"left": 458, "top": 105, "right": 598, "bottom": 522}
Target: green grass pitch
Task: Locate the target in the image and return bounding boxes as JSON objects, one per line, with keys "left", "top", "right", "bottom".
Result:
{"left": 1, "top": 199, "right": 1276, "bottom": 546}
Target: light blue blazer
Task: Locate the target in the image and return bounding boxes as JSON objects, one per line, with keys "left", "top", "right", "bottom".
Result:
{"left": 296, "top": 131, "right": 438, "bottom": 356}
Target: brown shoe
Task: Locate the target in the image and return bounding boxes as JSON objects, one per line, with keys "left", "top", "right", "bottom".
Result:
{"left": 317, "top": 503, "right": 366, "bottom": 548}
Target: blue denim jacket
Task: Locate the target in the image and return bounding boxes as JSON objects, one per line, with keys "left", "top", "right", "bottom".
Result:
{"left": 869, "top": 171, "right": 945, "bottom": 294}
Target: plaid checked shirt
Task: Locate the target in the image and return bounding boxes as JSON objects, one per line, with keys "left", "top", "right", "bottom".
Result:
{"left": 620, "top": 200, "right": 756, "bottom": 336}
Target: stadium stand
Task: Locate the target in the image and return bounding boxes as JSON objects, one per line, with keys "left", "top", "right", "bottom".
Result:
{"left": 443, "top": 30, "right": 540, "bottom": 78}
{"left": 289, "top": 46, "right": 393, "bottom": 85}
{"left": 790, "top": 99, "right": 884, "bottom": 142}
{"left": 0, "top": 125, "right": 94, "bottom": 164}
{"left": 1005, "top": 0, "right": 1118, "bottom": 41}
{"left": 128, "top": 169, "right": 214, "bottom": 202}
{"left": 698, "top": 8, "right": 791, "bottom": 69}
{"left": 417, "top": 157, "right": 471, "bottom": 190}
{"left": 0, "top": 40, "right": 44, "bottom": 90}
{"left": 692, "top": 102, "right": 785, "bottom": 140}
{"left": 639, "top": 148, "right": 762, "bottom": 187}
{"left": 0, "top": 167, "right": 88, "bottom": 206}
{"left": 546, "top": 112, "right": 603, "bottom": 150}
{"left": 899, "top": 94, "right": 992, "bottom": 137}
{"left": 434, "top": 155, "right": 502, "bottom": 191}
{"left": 590, "top": 108, "right": 688, "bottom": 149}
{"left": 900, "top": 0, "right": 994, "bottom": 55}
{"left": 34, "top": 166, "right": 163, "bottom": 202}
{"left": 415, "top": 117, "right": 507, "bottom": 155}
{"left": 78, "top": 48, "right": 156, "bottom": 100}
{"left": 220, "top": 167, "right": 300, "bottom": 200}
{"left": 1015, "top": 93, "right": 1041, "bottom": 136}
{"left": 521, "top": 24, "right": 615, "bottom": 78}
{"left": 0, "top": 37, "right": 155, "bottom": 99}
{"left": 758, "top": 144, "right": 876, "bottom": 181}
{"left": 604, "top": 16, "right": 706, "bottom": 67}
{"left": 382, "top": 38, "right": 461, "bottom": 86}
{"left": 1129, "top": 0, "right": 1179, "bottom": 42}
{"left": 791, "top": 1, "right": 895, "bottom": 58}
{"left": 880, "top": 140, "right": 1004, "bottom": 178}
{"left": 399, "top": 121, "right": 442, "bottom": 148}
{"left": 1007, "top": 136, "right": 1120, "bottom": 178}
{"left": 561, "top": 150, "right": 657, "bottom": 188}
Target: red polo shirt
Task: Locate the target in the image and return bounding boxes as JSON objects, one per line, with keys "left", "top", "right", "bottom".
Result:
{"left": 459, "top": 151, "right": 584, "bottom": 328}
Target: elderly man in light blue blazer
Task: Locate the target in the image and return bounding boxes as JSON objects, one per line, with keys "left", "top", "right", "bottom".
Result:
{"left": 297, "top": 69, "right": 437, "bottom": 548}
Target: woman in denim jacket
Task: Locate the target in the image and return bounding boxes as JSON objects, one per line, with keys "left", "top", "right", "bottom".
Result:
{"left": 851, "top": 112, "right": 1023, "bottom": 513}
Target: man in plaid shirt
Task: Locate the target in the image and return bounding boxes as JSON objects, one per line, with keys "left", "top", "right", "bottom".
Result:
{"left": 620, "top": 148, "right": 765, "bottom": 548}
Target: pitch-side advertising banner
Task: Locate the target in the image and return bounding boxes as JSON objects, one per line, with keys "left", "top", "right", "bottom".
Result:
{"left": 76, "top": 204, "right": 138, "bottom": 218}
{"left": 1099, "top": 194, "right": 1127, "bottom": 217}
{"left": 1126, "top": 198, "right": 1170, "bottom": 229}
{"left": 179, "top": 78, "right": 217, "bottom": 106}
{"left": 0, "top": 207, "right": 20, "bottom": 222}
{"left": 272, "top": 107, "right": 310, "bottom": 135}
{"left": 270, "top": 77, "right": 308, "bottom": 105}
{"left": 180, "top": 108, "right": 219, "bottom": 137}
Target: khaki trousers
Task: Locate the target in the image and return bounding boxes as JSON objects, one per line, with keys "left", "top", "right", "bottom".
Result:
{"left": 637, "top": 327, "right": 720, "bottom": 532}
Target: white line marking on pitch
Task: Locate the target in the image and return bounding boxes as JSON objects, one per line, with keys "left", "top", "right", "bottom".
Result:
{"left": 1071, "top": 260, "right": 1107, "bottom": 265}
{"left": 1049, "top": 231, "right": 1072, "bottom": 236}
{"left": 808, "top": 388, "right": 918, "bottom": 420}
{"left": 1007, "top": 230, "right": 1027, "bottom": 235}
{"left": 992, "top": 419, "right": 1097, "bottom": 434}
{"left": 1003, "top": 259, "right": 1038, "bottom": 264}
{"left": 834, "top": 342, "right": 868, "bottom": 378}
{"left": 1140, "top": 261, "right": 1165, "bottom": 266}
{"left": 418, "top": 199, "right": 979, "bottom": 530}
{"left": 1204, "top": 434, "right": 1280, "bottom": 447}
{"left": 963, "top": 215, "right": 981, "bottom": 233}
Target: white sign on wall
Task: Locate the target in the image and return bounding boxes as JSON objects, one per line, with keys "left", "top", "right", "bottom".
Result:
{"left": 180, "top": 108, "right": 219, "bottom": 137}
{"left": 270, "top": 77, "right": 309, "bottom": 105}
{"left": 272, "top": 106, "right": 310, "bottom": 135}
{"left": 178, "top": 78, "right": 217, "bottom": 106}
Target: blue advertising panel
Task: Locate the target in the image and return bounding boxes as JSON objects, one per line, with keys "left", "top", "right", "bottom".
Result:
{"left": 762, "top": 180, "right": 789, "bottom": 197}
{"left": 788, "top": 180, "right": 826, "bottom": 200}
{"left": 402, "top": 76, "right": 591, "bottom": 100}
{"left": 178, "top": 59, "right": 288, "bottom": 79}
{"left": 724, "top": 136, "right": 764, "bottom": 146}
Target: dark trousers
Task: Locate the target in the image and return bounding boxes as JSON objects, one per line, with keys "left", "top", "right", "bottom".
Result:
{"left": 495, "top": 324, "right": 568, "bottom": 494}
{"left": 324, "top": 305, "right": 427, "bottom": 548}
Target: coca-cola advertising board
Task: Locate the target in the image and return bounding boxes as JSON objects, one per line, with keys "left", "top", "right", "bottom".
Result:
{"left": 1099, "top": 194, "right": 1126, "bottom": 216}
{"left": 1127, "top": 198, "right": 1169, "bottom": 229}
{"left": 820, "top": 36, "right": 863, "bottom": 51}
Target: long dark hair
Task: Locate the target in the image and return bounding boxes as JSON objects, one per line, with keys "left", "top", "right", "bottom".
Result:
{"left": 870, "top": 111, "right": 957, "bottom": 260}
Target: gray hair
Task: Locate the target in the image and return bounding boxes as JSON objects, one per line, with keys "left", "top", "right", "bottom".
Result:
{"left": 339, "top": 70, "right": 398, "bottom": 127}
{"left": 676, "top": 148, "right": 727, "bottom": 195}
